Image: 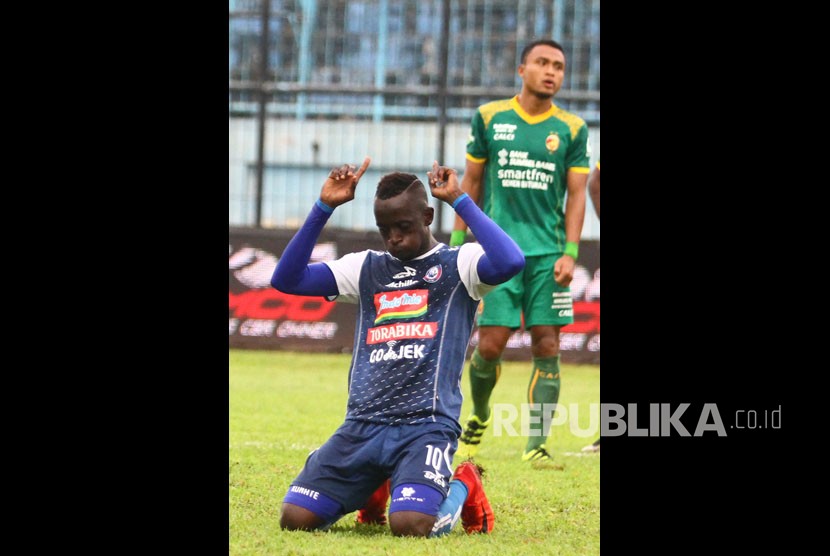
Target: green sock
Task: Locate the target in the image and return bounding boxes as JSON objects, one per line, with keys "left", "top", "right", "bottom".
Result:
{"left": 468, "top": 348, "right": 501, "bottom": 421}
{"left": 525, "top": 355, "right": 561, "bottom": 452}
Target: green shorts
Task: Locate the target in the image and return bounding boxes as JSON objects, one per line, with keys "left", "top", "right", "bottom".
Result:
{"left": 478, "top": 253, "right": 574, "bottom": 329}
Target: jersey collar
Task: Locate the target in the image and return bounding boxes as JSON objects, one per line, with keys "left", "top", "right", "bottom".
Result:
{"left": 510, "top": 95, "right": 557, "bottom": 125}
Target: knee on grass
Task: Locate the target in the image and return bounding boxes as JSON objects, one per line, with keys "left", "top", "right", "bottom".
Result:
{"left": 389, "top": 511, "right": 435, "bottom": 537}
{"left": 280, "top": 503, "right": 325, "bottom": 531}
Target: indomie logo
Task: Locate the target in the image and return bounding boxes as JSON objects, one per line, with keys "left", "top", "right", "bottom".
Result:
{"left": 374, "top": 289, "right": 428, "bottom": 324}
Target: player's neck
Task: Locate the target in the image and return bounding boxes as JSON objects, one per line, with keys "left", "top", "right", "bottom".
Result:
{"left": 516, "top": 93, "right": 553, "bottom": 116}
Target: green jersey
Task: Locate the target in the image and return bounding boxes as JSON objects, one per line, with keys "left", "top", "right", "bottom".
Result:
{"left": 466, "top": 96, "right": 590, "bottom": 256}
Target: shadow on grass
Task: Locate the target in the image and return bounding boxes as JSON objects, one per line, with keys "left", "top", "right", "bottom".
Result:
{"left": 328, "top": 523, "right": 391, "bottom": 537}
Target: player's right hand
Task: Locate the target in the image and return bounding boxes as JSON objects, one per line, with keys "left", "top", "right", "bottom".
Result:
{"left": 320, "top": 156, "right": 371, "bottom": 207}
{"left": 553, "top": 255, "right": 575, "bottom": 287}
{"left": 426, "top": 160, "right": 464, "bottom": 205}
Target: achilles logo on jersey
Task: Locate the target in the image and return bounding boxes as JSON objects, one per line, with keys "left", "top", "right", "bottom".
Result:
{"left": 385, "top": 267, "right": 419, "bottom": 288}
{"left": 423, "top": 265, "right": 442, "bottom": 283}
{"left": 374, "top": 289, "right": 428, "bottom": 324}
{"left": 384, "top": 278, "right": 419, "bottom": 288}
{"left": 392, "top": 266, "right": 417, "bottom": 279}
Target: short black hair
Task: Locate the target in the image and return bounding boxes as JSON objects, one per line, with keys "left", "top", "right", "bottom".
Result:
{"left": 520, "top": 39, "right": 564, "bottom": 64}
{"left": 376, "top": 172, "right": 426, "bottom": 201}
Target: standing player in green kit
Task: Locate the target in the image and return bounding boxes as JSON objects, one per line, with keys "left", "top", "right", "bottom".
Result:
{"left": 450, "top": 39, "right": 591, "bottom": 464}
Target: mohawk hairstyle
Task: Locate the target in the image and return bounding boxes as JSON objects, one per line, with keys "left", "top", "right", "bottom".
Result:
{"left": 376, "top": 172, "right": 426, "bottom": 201}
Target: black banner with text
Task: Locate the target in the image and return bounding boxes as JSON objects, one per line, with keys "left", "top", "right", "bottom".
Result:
{"left": 229, "top": 227, "right": 599, "bottom": 364}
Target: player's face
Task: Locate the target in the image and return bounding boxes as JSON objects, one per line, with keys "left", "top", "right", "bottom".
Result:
{"left": 518, "top": 45, "right": 566, "bottom": 99}
{"left": 374, "top": 194, "right": 433, "bottom": 261}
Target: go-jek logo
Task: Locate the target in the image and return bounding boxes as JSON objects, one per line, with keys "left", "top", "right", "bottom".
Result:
{"left": 374, "top": 289, "right": 428, "bottom": 324}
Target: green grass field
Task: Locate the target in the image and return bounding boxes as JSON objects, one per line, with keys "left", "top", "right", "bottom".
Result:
{"left": 229, "top": 349, "right": 600, "bottom": 555}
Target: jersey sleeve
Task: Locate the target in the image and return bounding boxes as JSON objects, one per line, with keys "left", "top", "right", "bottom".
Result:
{"left": 456, "top": 243, "right": 496, "bottom": 301}
{"left": 323, "top": 250, "right": 370, "bottom": 303}
{"left": 465, "top": 110, "right": 488, "bottom": 162}
{"left": 566, "top": 122, "right": 591, "bottom": 170}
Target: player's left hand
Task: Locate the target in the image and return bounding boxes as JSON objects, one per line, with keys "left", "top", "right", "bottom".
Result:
{"left": 426, "top": 161, "right": 464, "bottom": 204}
{"left": 554, "top": 255, "right": 575, "bottom": 287}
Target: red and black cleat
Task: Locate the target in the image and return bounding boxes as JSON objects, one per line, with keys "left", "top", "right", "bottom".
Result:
{"left": 452, "top": 460, "right": 495, "bottom": 534}
{"left": 355, "top": 479, "right": 390, "bottom": 525}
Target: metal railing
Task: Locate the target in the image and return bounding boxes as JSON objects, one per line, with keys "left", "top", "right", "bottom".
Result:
{"left": 229, "top": 0, "right": 600, "bottom": 122}
{"left": 229, "top": 0, "right": 600, "bottom": 230}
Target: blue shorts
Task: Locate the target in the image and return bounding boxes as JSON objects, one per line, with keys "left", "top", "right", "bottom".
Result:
{"left": 284, "top": 419, "right": 458, "bottom": 515}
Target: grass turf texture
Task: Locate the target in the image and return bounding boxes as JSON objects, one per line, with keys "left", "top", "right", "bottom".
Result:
{"left": 229, "top": 349, "right": 600, "bottom": 555}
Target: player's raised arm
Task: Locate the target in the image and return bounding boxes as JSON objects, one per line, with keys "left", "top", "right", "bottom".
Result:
{"left": 427, "top": 161, "right": 524, "bottom": 285}
{"left": 448, "top": 159, "right": 485, "bottom": 246}
{"left": 271, "top": 157, "right": 371, "bottom": 296}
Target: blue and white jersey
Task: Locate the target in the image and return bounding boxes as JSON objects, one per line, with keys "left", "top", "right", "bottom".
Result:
{"left": 325, "top": 242, "right": 493, "bottom": 434}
